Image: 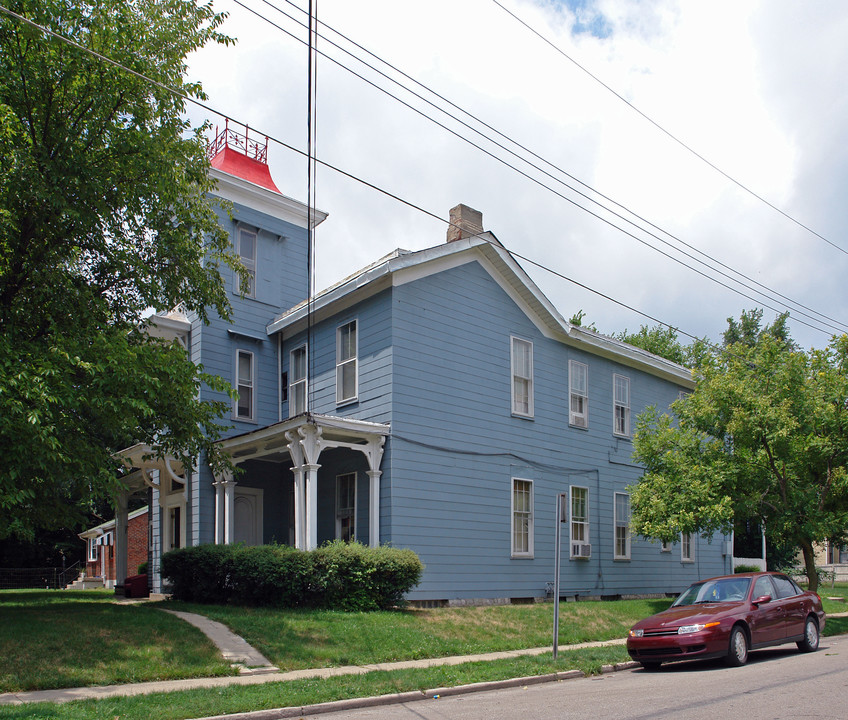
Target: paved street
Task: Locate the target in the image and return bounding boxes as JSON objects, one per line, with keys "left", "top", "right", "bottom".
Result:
{"left": 300, "top": 636, "right": 848, "bottom": 720}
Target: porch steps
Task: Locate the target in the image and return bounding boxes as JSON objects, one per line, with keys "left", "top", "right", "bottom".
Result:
{"left": 66, "top": 576, "right": 105, "bottom": 590}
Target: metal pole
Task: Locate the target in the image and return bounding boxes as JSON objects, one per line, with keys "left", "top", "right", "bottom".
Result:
{"left": 553, "top": 492, "right": 564, "bottom": 659}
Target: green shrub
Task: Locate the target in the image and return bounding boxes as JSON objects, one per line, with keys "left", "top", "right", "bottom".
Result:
{"left": 228, "top": 544, "right": 313, "bottom": 607}
{"left": 137, "top": 561, "right": 148, "bottom": 575}
{"left": 161, "top": 544, "right": 236, "bottom": 603}
{"left": 160, "top": 542, "right": 423, "bottom": 611}
{"left": 734, "top": 564, "right": 761, "bottom": 573}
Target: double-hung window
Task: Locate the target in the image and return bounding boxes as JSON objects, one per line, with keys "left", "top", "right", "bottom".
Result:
{"left": 681, "top": 533, "right": 693, "bottom": 562}
{"left": 511, "top": 478, "right": 534, "bottom": 557}
{"left": 289, "top": 344, "right": 307, "bottom": 417}
{"left": 237, "top": 227, "right": 256, "bottom": 298}
{"left": 569, "top": 360, "right": 588, "bottom": 428}
{"left": 336, "top": 473, "right": 356, "bottom": 542}
{"left": 87, "top": 538, "right": 97, "bottom": 562}
{"left": 613, "top": 374, "right": 631, "bottom": 437}
{"left": 235, "top": 349, "right": 255, "bottom": 420}
{"left": 570, "top": 486, "right": 590, "bottom": 558}
{"left": 614, "top": 492, "right": 631, "bottom": 559}
{"left": 511, "top": 337, "right": 533, "bottom": 417}
{"left": 336, "top": 320, "right": 358, "bottom": 405}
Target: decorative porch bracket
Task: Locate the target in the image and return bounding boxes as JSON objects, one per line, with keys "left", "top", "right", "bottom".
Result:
{"left": 285, "top": 425, "right": 386, "bottom": 550}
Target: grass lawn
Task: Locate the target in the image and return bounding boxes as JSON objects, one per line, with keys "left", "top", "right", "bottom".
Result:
{"left": 0, "top": 586, "right": 845, "bottom": 720}
{"left": 155, "top": 596, "right": 672, "bottom": 670}
{"left": 0, "top": 591, "right": 235, "bottom": 693}
{"left": 0, "top": 645, "right": 633, "bottom": 720}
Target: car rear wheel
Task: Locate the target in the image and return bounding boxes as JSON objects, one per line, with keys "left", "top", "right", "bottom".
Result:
{"left": 797, "top": 616, "right": 819, "bottom": 653}
{"left": 640, "top": 661, "right": 662, "bottom": 671}
{"left": 725, "top": 626, "right": 748, "bottom": 667}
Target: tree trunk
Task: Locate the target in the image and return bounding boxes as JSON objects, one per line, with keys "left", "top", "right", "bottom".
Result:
{"left": 799, "top": 538, "right": 818, "bottom": 593}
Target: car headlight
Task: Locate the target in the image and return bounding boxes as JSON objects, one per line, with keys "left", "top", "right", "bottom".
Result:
{"left": 677, "top": 622, "right": 719, "bottom": 634}
{"left": 629, "top": 628, "right": 644, "bottom": 637}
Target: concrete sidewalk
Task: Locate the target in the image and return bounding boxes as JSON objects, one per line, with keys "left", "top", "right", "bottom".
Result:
{"left": 0, "top": 638, "right": 627, "bottom": 706}
{"left": 2, "top": 607, "right": 844, "bottom": 708}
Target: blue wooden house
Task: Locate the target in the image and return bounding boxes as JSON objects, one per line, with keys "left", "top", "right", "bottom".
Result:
{"left": 117, "top": 126, "right": 731, "bottom": 603}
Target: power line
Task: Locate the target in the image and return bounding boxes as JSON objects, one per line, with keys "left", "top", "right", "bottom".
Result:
{"left": 490, "top": 0, "right": 848, "bottom": 257}
{"left": 0, "top": 2, "right": 833, "bottom": 358}
{"left": 263, "top": 0, "right": 848, "bottom": 335}
{"left": 227, "top": 0, "right": 845, "bottom": 338}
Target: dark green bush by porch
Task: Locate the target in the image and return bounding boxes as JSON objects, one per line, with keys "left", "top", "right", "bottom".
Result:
{"left": 160, "top": 541, "right": 423, "bottom": 611}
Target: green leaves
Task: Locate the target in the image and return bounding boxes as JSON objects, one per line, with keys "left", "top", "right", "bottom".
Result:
{"left": 0, "top": 1, "right": 238, "bottom": 538}
{"left": 631, "top": 311, "right": 848, "bottom": 590}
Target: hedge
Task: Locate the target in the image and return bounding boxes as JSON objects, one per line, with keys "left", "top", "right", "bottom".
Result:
{"left": 160, "top": 541, "right": 423, "bottom": 611}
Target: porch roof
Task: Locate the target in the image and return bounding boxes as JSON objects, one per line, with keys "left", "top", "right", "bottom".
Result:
{"left": 218, "top": 412, "right": 391, "bottom": 464}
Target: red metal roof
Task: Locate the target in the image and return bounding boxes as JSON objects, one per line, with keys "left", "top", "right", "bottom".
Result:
{"left": 207, "top": 122, "right": 281, "bottom": 194}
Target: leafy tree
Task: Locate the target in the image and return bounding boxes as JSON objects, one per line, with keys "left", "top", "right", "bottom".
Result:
{"left": 0, "top": 0, "right": 239, "bottom": 539}
{"left": 616, "top": 323, "right": 711, "bottom": 368}
{"left": 631, "top": 313, "right": 848, "bottom": 591}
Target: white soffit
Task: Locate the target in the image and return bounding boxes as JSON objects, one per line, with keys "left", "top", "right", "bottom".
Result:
{"left": 209, "top": 168, "right": 327, "bottom": 229}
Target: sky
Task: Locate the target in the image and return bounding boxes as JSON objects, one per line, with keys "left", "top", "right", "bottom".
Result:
{"left": 186, "top": 0, "right": 848, "bottom": 351}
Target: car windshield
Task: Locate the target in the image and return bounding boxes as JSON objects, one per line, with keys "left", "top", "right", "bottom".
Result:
{"left": 672, "top": 577, "right": 752, "bottom": 606}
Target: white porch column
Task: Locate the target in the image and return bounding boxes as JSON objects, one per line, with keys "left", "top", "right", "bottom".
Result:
{"left": 305, "top": 464, "right": 320, "bottom": 550}
{"left": 222, "top": 474, "right": 237, "bottom": 545}
{"left": 364, "top": 437, "right": 385, "bottom": 548}
{"left": 115, "top": 491, "right": 129, "bottom": 587}
{"left": 286, "top": 430, "right": 308, "bottom": 551}
{"left": 213, "top": 480, "right": 224, "bottom": 545}
{"left": 367, "top": 470, "right": 381, "bottom": 548}
{"left": 292, "top": 468, "right": 306, "bottom": 550}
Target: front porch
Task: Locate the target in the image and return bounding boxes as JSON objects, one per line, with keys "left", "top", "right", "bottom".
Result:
{"left": 213, "top": 413, "right": 390, "bottom": 551}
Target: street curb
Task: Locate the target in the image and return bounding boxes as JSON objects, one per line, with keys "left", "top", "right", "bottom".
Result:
{"left": 188, "top": 663, "right": 642, "bottom": 720}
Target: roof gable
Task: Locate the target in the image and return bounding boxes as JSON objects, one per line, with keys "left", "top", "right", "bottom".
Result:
{"left": 266, "top": 235, "right": 693, "bottom": 386}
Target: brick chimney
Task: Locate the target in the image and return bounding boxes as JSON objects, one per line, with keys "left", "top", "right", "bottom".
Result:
{"left": 446, "top": 204, "right": 483, "bottom": 243}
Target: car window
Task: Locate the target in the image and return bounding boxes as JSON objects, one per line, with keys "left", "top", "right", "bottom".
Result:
{"left": 771, "top": 574, "right": 799, "bottom": 599}
{"left": 672, "top": 577, "right": 751, "bottom": 606}
{"left": 753, "top": 575, "right": 775, "bottom": 599}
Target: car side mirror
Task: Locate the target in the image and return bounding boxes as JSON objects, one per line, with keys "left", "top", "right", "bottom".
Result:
{"left": 752, "top": 595, "right": 772, "bottom": 606}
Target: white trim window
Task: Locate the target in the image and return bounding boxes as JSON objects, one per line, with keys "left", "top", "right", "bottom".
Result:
{"left": 681, "top": 533, "right": 694, "bottom": 562}
{"left": 235, "top": 349, "right": 255, "bottom": 421}
{"left": 613, "top": 374, "right": 631, "bottom": 437}
{"left": 569, "top": 360, "right": 588, "bottom": 428}
{"left": 511, "top": 336, "right": 534, "bottom": 417}
{"left": 87, "top": 537, "right": 98, "bottom": 562}
{"left": 289, "top": 344, "right": 307, "bottom": 417}
{"left": 660, "top": 540, "right": 671, "bottom": 553}
{"left": 336, "top": 320, "right": 358, "bottom": 405}
{"left": 511, "top": 478, "right": 534, "bottom": 557}
{"left": 570, "top": 486, "right": 590, "bottom": 558}
{"left": 236, "top": 227, "right": 256, "bottom": 298}
{"left": 336, "top": 473, "right": 356, "bottom": 542}
{"left": 614, "top": 492, "right": 631, "bottom": 560}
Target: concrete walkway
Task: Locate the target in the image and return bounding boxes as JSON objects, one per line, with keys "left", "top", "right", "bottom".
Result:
{"left": 161, "top": 610, "right": 278, "bottom": 674}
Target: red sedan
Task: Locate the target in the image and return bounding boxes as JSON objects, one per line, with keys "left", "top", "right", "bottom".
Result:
{"left": 626, "top": 571, "right": 825, "bottom": 670}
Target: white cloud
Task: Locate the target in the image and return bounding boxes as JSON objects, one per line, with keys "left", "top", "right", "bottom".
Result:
{"left": 189, "top": 0, "right": 848, "bottom": 349}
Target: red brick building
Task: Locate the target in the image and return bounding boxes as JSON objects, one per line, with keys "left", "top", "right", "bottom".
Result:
{"left": 79, "top": 506, "right": 149, "bottom": 588}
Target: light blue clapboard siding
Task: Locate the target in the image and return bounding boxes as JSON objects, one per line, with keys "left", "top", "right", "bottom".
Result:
{"left": 184, "top": 196, "right": 311, "bottom": 550}
{"left": 280, "top": 289, "right": 394, "bottom": 424}
{"left": 379, "top": 259, "right": 728, "bottom": 600}
{"left": 187, "top": 190, "right": 727, "bottom": 601}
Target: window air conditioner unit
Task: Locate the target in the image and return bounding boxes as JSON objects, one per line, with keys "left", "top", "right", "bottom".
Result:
{"left": 572, "top": 543, "right": 591, "bottom": 558}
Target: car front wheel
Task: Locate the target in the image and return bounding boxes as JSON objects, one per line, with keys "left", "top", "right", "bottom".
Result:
{"left": 797, "top": 617, "right": 819, "bottom": 653}
{"left": 725, "top": 626, "right": 748, "bottom": 667}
